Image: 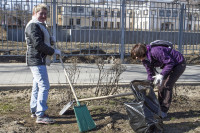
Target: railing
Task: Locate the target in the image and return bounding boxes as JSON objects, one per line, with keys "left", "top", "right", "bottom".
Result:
{"left": 0, "top": 0, "right": 200, "bottom": 60}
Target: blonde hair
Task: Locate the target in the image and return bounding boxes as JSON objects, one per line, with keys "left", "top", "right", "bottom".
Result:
{"left": 32, "top": 6, "right": 36, "bottom": 15}
{"left": 33, "top": 3, "right": 48, "bottom": 14}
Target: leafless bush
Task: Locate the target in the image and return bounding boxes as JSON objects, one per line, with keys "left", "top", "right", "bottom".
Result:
{"left": 94, "top": 58, "right": 106, "bottom": 96}
{"left": 64, "top": 57, "right": 80, "bottom": 101}
{"left": 95, "top": 57, "right": 127, "bottom": 96}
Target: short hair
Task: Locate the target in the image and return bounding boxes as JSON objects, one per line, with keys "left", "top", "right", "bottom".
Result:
{"left": 33, "top": 3, "right": 48, "bottom": 14}
{"left": 131, "top": 43, "right": 147, "bottom": 59}
{"left": 32, "top": 5, "right": 36, "bottom": 15}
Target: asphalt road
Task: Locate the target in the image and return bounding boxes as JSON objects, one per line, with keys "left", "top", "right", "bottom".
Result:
{"left": 0, "top": 63, "right": 200, "bottom": 86}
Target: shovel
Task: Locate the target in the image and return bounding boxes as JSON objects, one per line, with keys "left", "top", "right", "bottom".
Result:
{"left": 59, "top": 92, "right": 134, "bottom": 115}
{"left": 60, "top": 89, "right": 159, "bottom": 115}
{"left": 59, "top": 57, "right": 96, "bottom": 132}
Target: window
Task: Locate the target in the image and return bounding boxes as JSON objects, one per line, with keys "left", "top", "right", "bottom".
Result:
{"left": 171, "top": 24, "right": 174, "bottom": 30}
{"left": 159, "top": 9, "right": 165, "bottom": 17}
{"left": 161, "top": 23, "right": 170, "bottom": 31}
{"left": 143, "top": 21, "right": 147, "bottom": 28}
{"left": 57, "top": 6, "right": 62, "bottom": 15}
{"left": 99, "top": 22, "right": 101, "bottom": 28}
{"left": 98, "top": 10, "right": 101, "bottom": 17}
{"left": 187, "top": 24, "right": 191, "bottom": 30}
{"left": 151, "top": 10, "right": 156, "bottom": 15}
{"left": 166, "top": 10, "right": 171, "bottom": 17}
{"left": 104, "top": 11, "right": 108, "bottom": 17}
{"left": 92, "top": 10, "right": 95, "bottom": 17}
{"left": 117, "top": 11, "right": 120, "bottom": 18}
{"left": 111, "top": 22, "right": 114, "bottom": 28}
{"left": 117, "top": 22, "right": 120, "bottom": 29}
{"left": 130, "top": 22, "right": 132, "bottom": 28}
{"left": 76, "top": 19, "right": 81, "bottom": 25}
{"left": 78, "top": 6, "right": 84, "bottom": 13}
{"left": 104, "top": 22, "right": 107, "bottom": 28}
{"left": 187, "top": 13, "right": 192, "bottom": 21}
{"left": 136, "top": 10, "right": 140, "bottom": 15}
{"left": 111, "top": 11, "right": 114, "bottom": 17}
{"left": 69, "top": 18, "right": 73, "bottom": 25}
{"left": 172, "top": 10, "right": 178, "bottom": 17}
{"left": 143, "top": 10, "right": 148, "bottom": 15}
{"left": 92, "top": 21, "right": 96, "bottom": 28}
{"left": 71, "top": 7, "right": 77, "bottom": 13}
{"left": 129, "top": 12, "right": 132, "bottom": 18}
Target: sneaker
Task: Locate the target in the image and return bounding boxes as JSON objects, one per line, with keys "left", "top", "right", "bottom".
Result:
{"left": 161, "top": 111, "right": 167, "bottom": 119}
{"left": 31, "top": 113, "right": 36, "bottom": 118}
{"left": 36, "top": 115, "right": 55, "bottom": 124}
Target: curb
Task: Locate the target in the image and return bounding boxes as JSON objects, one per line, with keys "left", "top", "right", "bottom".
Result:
{"left": 0, "top": 81, "right": 200, "bottom": 89}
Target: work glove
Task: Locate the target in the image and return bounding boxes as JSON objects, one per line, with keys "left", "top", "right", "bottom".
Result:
{"left": 46, "top": 55, "right": 52, "bottom": 66}
{"left": 54, "top": 49, "right": 61, "bottom": 56}
{"left": 153, "top": 74, "right": 163, "bottom": 86}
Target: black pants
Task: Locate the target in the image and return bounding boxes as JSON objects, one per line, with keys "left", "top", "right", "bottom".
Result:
{"left": 158, "top": 61, "right": 186, "bottom": 113}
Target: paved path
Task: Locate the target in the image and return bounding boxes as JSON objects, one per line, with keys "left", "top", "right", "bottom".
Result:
{"left": 0, "top": 63, "right": 200, "bottom": 86}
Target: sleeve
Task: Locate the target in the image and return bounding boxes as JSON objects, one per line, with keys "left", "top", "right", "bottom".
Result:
{"left": 151, "top": 48, "right": 175, "bottom": 77}
{"left": 28, "top": 23, "right": 55, "bottom": 56}
{"left": 142, "top": 59, "right": 155, "bottom": 81}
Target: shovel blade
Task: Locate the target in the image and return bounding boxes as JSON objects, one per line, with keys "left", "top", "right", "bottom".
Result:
{"left": 74, "top": 104, "right": 96, "bottom": 132}
{"left": 59, "top": 101, "right": 74, "bottom": 115}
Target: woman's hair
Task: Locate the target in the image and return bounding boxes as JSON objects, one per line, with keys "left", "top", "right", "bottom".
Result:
{"left": 131, "top": 43, "right": 147, "bottom": 59}
{"left": 33, "top": 3, "right": 48, "bottom": 14}
{"left": 32, "top": 5, "right": 36, "bottom": 15}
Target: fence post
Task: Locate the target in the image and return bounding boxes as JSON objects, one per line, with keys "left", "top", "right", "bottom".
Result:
{"left": 52, "top": 0, "right": 57, "bottom": 62}
{"left": 178, "top": 3, "right": 185, "bottom": 53}
{"left": 120, "top": 0, "right": 125, "bottom": 63}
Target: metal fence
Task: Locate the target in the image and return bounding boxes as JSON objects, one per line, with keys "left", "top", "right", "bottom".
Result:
{"left": 0, "top": 0, "right": 200, "bottom": 60}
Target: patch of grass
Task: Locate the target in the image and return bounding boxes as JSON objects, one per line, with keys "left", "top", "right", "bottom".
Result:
{"left": 53, "top": 123, "right": 60, "bottom": 126}
{"left": 22, "top": 113, "right": 29, "bottom": 118}
{"left": 170, "top": 117, "right": 176, "bottom": 121}
{"left": 0, "top": 103, "right": 15, "bottom": 113}
{"left": 90, "top": 106, "right": 106, "bottom": 114}
{"left": 17, "top": 102, "right": 29, "bottom": 108}
{"left": 108, "top": 100, "right": 116, "bottom": 105}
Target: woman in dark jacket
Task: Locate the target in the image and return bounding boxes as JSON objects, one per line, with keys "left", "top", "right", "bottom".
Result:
{"left": 131, "top": 41, "right": 186, "bottom": 118}
{"left": 25, "top": 3, "right": 61, "bottom": 124}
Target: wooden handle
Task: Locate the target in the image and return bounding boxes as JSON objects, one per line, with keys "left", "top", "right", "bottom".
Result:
{"left": 79, "top": 93, "right": 134, "bottom": 102}
{"left": 78, "top": 88, "right": 158, "bottom": 102}
{"left": 59, "top": 57, "right": 79, "bottom": 104}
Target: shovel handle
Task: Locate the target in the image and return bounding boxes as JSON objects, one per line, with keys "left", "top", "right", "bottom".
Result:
{"left": 78, "top": 92, "right": 133, "bottom": 101}
{"left": 59, "top": 57, "right": 80, "bottom": 105}
{"left": 78, "top": 88, "right": 158, "bottom": 102}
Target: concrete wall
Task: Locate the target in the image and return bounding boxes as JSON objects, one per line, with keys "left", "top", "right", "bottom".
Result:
{"left": 7, "top": 28, "right": 200, "bottom": 45}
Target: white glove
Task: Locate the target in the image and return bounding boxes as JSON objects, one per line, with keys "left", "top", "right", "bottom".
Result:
{"left": 153, "top": 74, "right": 163, "bottom": 85}
{"left": 46, "top": 55, "right": 52, "bottom": 66}
{"left": 54, "top": 49, "right": 61, "bottom": 55}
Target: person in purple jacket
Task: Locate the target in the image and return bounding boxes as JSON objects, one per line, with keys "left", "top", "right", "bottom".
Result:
{"left": 130, "top": 41, "right": 186, "bottom": 118}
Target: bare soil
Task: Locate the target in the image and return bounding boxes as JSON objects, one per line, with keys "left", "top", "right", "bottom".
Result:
{"left": 0, "top": 49, "right": 200, "bottom": 133}
{"left": 0, "top": 84, "right": 200, "bottom": 133}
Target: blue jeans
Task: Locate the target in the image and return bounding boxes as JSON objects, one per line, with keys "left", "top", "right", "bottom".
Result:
{"left": 30, "top": 65, "right": 50, "bottom": 117}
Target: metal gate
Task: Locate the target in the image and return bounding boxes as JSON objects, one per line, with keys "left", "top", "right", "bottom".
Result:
{"left": 0, "top": 0, "right": 200, "bottom": 59}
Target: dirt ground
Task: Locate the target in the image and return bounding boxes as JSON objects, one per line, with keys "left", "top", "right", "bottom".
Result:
{"left": 0, "top": 53, "right": 200, "bottom": 133}
{"left": 0, "top": 84, "right": 200, "bottom": 133}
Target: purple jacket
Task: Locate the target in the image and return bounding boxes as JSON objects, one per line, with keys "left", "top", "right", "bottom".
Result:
{"left": 142, "top": 44, "right": 185, "bottom": 81}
